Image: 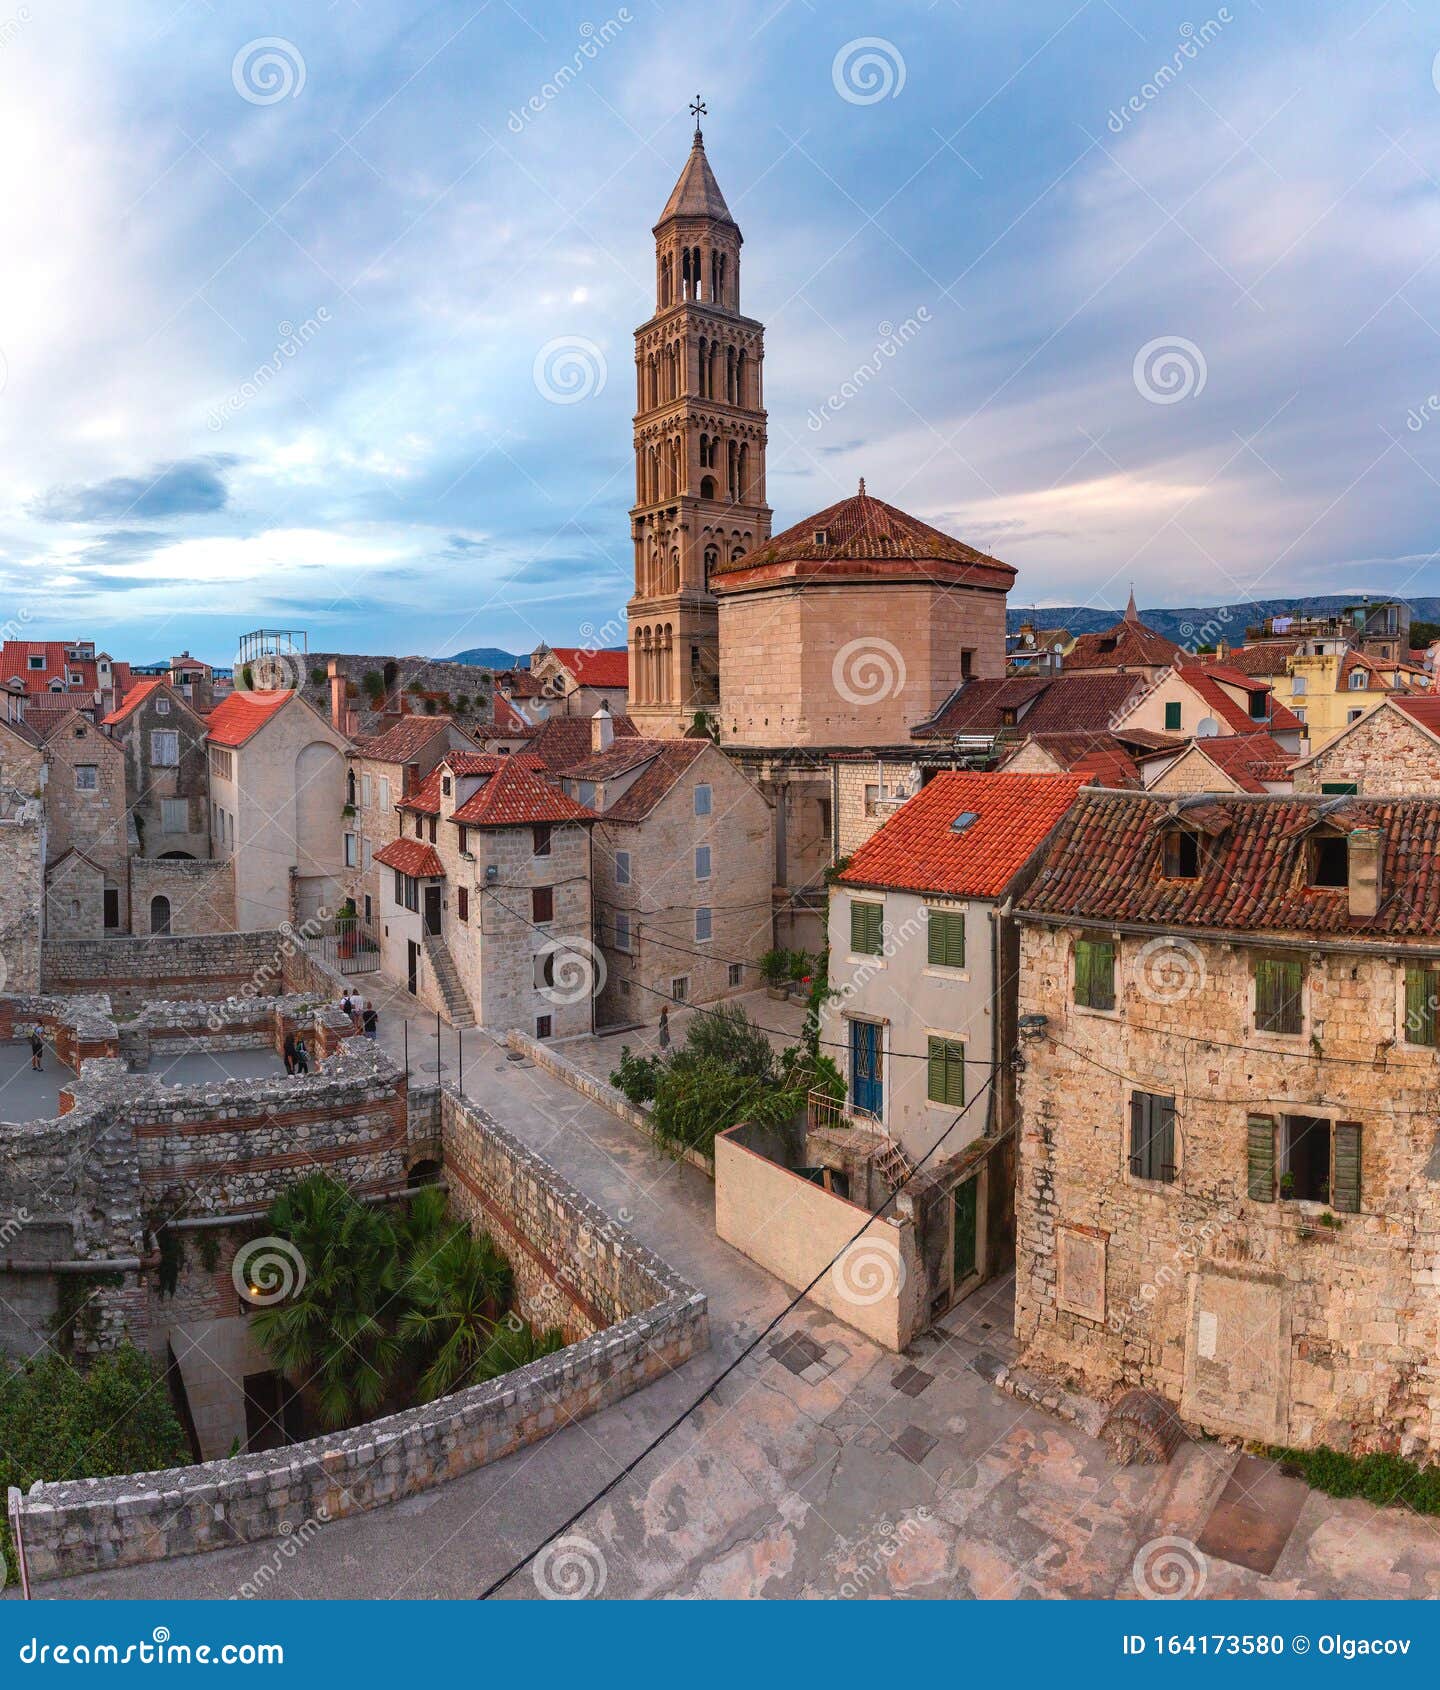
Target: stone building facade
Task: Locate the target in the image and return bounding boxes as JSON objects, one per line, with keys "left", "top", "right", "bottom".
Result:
{"left": 1290, "top": 695, "right": 1440, "bottom": 795}
{"left": 1013, "top": 788, "right": 1440, "bottom": 1456}
{"left": 40, "top": 709, "right": 129, "bottom": 938}
{"left": 101, "top": 679, "right": 212, "bottom": 864}
{"left": 557, "top": 728, "right": 773, "bottom": 1026}
{"left": 376, "top": 753, "right": 597, "bottom": 1037}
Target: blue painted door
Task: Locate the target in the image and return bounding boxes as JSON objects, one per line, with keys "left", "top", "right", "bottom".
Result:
{"left": 850, "top": 1020, "right": 882, "bottom": 1117}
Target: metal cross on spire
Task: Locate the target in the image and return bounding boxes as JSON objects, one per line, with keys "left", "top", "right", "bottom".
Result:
{"left": 689, "top": 95, "right": 706, "bottom": 136}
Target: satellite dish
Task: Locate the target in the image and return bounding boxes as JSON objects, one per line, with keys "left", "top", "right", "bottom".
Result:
{"left": 1195, "top": 717, "right": 1220, "bottom": 738}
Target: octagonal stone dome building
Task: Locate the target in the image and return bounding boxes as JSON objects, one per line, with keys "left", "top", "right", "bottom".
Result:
{"left": 711, "top": 481, "right": 1015, "bottom": 748}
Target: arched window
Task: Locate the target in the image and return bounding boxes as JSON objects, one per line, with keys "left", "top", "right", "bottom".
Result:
{"left": 703, "top": 544, "right": 718, "bottom": 586}
{"left": 150, "top": 895, "right": 171, "bottom": 935}
{"left": 346, "top": 770, "right": 356, "bottom": 805}
{"left": 738, "top": 443, "right": 749, "bottom": 503}
{"left": 700, "top": 476, "right": 716, "bottom": 500}
{"left": 736, "top": 349, "right": 748, "bottom": 407}
{"left": 726, "top": 345, "right": 736, "bottom": 404}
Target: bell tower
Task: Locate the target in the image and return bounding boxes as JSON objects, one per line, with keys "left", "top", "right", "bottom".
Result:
{"left": 628, "top": 104, "right": 771, "bottom": 737}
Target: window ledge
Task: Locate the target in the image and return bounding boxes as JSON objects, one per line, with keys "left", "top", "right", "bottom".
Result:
{"left": 923, "top": 967, "right": 970, "bottom": 983}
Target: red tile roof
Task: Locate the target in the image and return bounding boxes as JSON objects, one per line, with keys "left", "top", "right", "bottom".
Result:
{"left": 1021, "top": 789, "right": 1440, "bottom": 937}
{"left": 1167, "top": 668, "right": 1303, "bottom": 737}
{"left": 546, "top": 647, "right": 629, "bottom": 690}
{"left": 450, "top": 759, "right": 597, "bottom": 828}
{"left": 374, "top": 838, "right": 446, "bottom": 878}
{"left": 397, "top": 768, "right": 444, "bottom": 815}
{"left": 527, "top": 713, "right": 641, "bottom": 771}
{"left": 445, "top": 749, "right": 545, "bottom": 775}
{"left": 566, "top": 739, "right": 711, "bottom": 822}
{"left": 1175, "top": 731, "right": 1293, "bottom": 793}
{"left": 1207, "top": 642, "right": 1300, "bottom": 678}
{"left": 352, "top": 715, "right": 458, "bottom": 763}
{"left": 916, "top": 673, "right": 1146, "bottom": 740}
{"left": 1392, "top": 696, "right": 1440, "bottom": 737}
{"left": 491, "top": 692, "right": 540, "bottom": 736}
{"left": 714, "top": 486, "right": 1016, "bottom": 593}
{"left": 1064, "top": 614, "right": 1181, "bottom": 672}
{"left": 0, "top": 642, "right": 103, "bottom": 695}
{"left": 837, "top": 772, "right": 1086, "bottom": 898}
{"left": 206, "top": 689, "right": 293, "bottom": 747}
{"left": 1071, "top": 745, "right": 1141, "bottom": 787}
{"left": 100, "top": 677, "right": 167, "bottom": 726}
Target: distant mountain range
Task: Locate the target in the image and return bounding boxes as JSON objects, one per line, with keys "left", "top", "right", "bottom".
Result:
{"left": 447, "top": 647, "right": 529, "bottom": 669}
{"left": 1006, "top": 594, "right": 1440, "bottom": 646}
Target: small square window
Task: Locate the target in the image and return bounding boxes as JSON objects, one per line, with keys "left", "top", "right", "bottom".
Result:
{"left": 75, "top": 764, "right": 98, "bottom": 792}
{"left": 728, "top": 962, "right": 744, "bottom": 987}
{"left": 533, "top": 823, "right": 552, "bottom": 857}
{"left": 536, "top": 1014, "right": 553, "bottom": 1040}
{"left": 532, "top": 885, "right": 554, "bottom": 924}
{"left": 155, "top": 697, "right": 171, "bottom": 715}
{"left": 1164, "top": 700, "right": 1182, "bottom": 732}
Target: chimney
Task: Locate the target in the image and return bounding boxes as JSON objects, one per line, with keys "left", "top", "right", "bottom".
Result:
{"left": 327, "top": 660, "right": 348, "bottom": 734}
{"left": 1347, "top": 826, "right": 1382, "bottom": 919}
{"left": 591, "top": 702, "right": 614, "bottom": 753}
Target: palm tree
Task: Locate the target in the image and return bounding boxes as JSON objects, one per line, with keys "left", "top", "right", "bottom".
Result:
{"left": 248, "top": 1174, "right": 400, "bottom": 1430}
{"left": 398, "top": 1225, "right": 514, "bottom": 1401}
{"left": 475, "top": 1318, "right": 564, "bottom": 1382}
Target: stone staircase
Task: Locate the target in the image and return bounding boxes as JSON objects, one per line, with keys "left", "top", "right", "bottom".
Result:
{"left": 873, "top": 1137, "right": 915, "bottom": 1193}
{"left": 422, "top": 932, "right": 476, "bottom": 1029}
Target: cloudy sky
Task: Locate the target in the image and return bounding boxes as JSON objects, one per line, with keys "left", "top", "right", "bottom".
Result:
{"left": 3, "top": 0, "right": 1439, "bottom": 664}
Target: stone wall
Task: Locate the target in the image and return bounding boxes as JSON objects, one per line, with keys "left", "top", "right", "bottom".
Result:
{"left": 1014, "top": 916, "right": 1440, "bottom": 1456}
{"left": 1293, "top": 703, "right": 1440, "bottom": 795}
{"left": 0, "top": 804, "right": 44, "bottom": 991}
{"left": 42, "top": 929, "right": 292, "bottom": 1011}
{"left": 833, "top": 759, "right": 922, "bottom": 858}
{"left": 14, "top": 1086, "right": 708, "bottom": 1582}
{"left": 130, "top": 857, "right": 236, "bottom": 937}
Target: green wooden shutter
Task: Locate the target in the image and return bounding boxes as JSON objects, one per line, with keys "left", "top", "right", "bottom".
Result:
{"left": 928, "top": 909, "right": 965, "bottom": 969}
{"left": 1097, "top": 940, "right": 1116, "bottom": 1010}
{"left": 1075, "top": 938, "right": 1114, "bottom": 1009}
{"left": 1157, "top": 1096, "right": 1176, "bottom": 1183}
{"left": 1165, "top": 700, "right": 1182, "bottom": 731}
{"left": 1247, "top": 1114, "right": 1276, "bottom": 1201}
{"left": 1405, "top": 967, "right": 1437, "bottom": 1047}
{"left": 851, "top": 899, "right": 881, "bottom": 955}
{"left": 1332, "top": 1121, "right": 1362, "bottom": 1213}
{"left": 1128, "top": 1093, "right": 1147, "bottom": 1177}
{"left": 1075, "top": 939, "right": 1093, "bottom": 1006}
{"left": 1256, "top": 958, "right": 1302, "bottom": 1034}
{"left": 927, "top": 1038, "right": 965, "bottom": 1106}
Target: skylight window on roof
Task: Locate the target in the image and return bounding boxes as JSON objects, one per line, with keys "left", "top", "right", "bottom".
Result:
{"left": 950, "top": 811, "right": 979, "bottom": 833}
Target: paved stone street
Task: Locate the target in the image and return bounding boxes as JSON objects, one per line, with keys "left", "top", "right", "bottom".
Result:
{"left": 35, "top": 986, "right": 1440, "bottom": 1601}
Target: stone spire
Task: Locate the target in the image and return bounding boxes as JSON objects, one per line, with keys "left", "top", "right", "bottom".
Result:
{"left": 1124, "top": 585, "right": 1138, "bottom": 623}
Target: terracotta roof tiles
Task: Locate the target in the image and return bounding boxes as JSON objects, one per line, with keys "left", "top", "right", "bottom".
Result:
{"left": 374, "top": 839, "right": 446, "bottom": 878}
{"left": 837, "top": 772, "right": 1086, "bottom": 898}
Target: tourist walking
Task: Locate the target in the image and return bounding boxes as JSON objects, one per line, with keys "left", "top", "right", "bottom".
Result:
{"left": 362, "top": 1001, "right": 378, "bottom": 1040}
{"left": 28, "top": 1026, "right": 43, "bottom": 1071}
{"left": 283, "top": 1031, "right": 297, "bottom": 1075}
{"left": 658, "top": 1006, "right": 671, "bottom": 1052}
{"left": 293, "top": 1036, "right": 309, "bottom": 1075}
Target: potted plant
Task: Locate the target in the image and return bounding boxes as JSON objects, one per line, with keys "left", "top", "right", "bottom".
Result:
{"left": 788, "top": 950, "right": 813, "bottom": 1002}
{"left": 760, "top": 948, "right": 790, "bottom": 1000}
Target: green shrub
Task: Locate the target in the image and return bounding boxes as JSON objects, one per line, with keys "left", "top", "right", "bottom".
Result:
{"left": 759, "top": 948, "right": 790, "bottom": 988}
{"left": 1268, "top": 1444, "right": 1440, "bottom": 1514}
{"left": 680, "top": 1002, "right": 776, "bottom": 1082}
{"left": 650, "top": 1053, "right": 806, "bottom": 1164}
{"left": 610, "top": 1045, "right": 663, "bottom": 1107}
{"left": 0, "top": 1347, "right": 189, "bottom": 1583}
